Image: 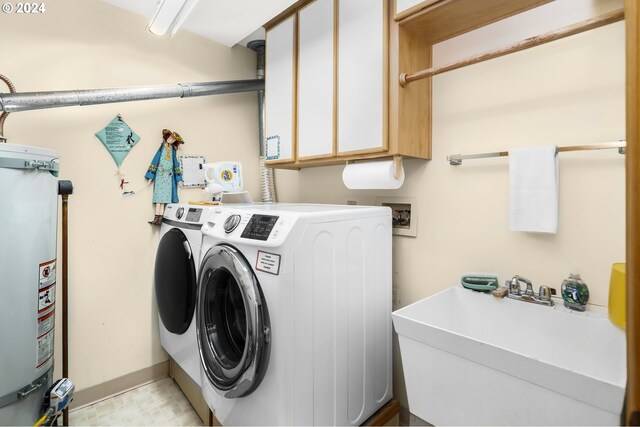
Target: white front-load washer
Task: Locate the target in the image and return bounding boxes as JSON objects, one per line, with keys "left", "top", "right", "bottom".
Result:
{"left": 154, "top": 203, "right": 212, "bottom": 386}
{"left": 196, "top": 203, "right": 393, "bottom": 425}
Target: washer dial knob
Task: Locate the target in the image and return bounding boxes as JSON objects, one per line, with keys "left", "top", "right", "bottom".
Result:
{"left": 176, "top": 207, "right": 184, "bottom": 219}
{"left": 223, "top": 214, "right": 242, "bottom": 234}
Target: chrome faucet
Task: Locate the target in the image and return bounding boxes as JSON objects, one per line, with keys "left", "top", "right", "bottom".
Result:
{"left": 507, "top": 275, "right": 554, "bottom": 306}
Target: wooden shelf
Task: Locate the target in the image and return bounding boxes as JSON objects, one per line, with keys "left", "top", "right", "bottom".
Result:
{"left": 399, "top": 0, "right": 552, "bottom": 44}
{"left": 386, "top": 0, "right": 554, "bottom": 170}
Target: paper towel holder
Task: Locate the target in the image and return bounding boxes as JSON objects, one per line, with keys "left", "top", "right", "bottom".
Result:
{"left": 346, "top": 156, "right": 403, "bottom": 180}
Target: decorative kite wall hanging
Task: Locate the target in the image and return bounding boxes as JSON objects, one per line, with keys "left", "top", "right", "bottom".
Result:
{"left": 95, "top": 114, "right": 140, "bottom": 175}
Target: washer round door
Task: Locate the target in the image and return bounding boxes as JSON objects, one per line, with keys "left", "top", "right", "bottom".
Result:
{"left": 197, "top": 244, "right": 270, "bottom": 398}
{"left": 154, "top": 228, "right": 197, "bottom": 335}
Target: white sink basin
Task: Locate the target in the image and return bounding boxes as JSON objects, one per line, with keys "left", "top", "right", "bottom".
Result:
{"left": 392, "top": 285, "right": 626, "bottom": 426}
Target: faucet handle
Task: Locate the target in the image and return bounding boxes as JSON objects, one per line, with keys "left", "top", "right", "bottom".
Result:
{"left": 510, "top": 275, "right": 534, "bottom": 295}
{"left": 509, "top": 276, "right": 521, "bottom": 295}
{"left": 538, "top": 285, "right": 551, "bottom": 301}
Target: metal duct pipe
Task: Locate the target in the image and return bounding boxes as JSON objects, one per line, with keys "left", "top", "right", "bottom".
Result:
{"left": 0, "top": 79, "right": 264, "bottom": 113}
{"left": 248, "top": 39, "right": 276, "bottom": 203}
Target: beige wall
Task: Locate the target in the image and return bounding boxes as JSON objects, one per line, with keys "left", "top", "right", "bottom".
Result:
{"left": 0, "top": 0, "right": 259, "bottom": 391}
{"left": 274, "top": 0, "right": 625, "bottom": 417}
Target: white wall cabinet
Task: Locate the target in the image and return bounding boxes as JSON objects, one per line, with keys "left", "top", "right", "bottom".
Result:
{"left": 265, "top": 0, "right": 400, "bottom": 168}
{"left": 297, "top": 0, "right": 335, "bottom": 160}
{"left": 337, "top": 0, "right": 386, "bottom": 155}
{"left": 265, "top": 15, "right": 296, "bottom": 163}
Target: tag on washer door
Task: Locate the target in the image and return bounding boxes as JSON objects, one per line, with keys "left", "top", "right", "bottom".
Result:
{"left": 256, "top": 251, "right": 281, "bottom": 275}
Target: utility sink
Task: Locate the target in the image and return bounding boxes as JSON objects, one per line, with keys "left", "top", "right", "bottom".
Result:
{"left": 392, "top": 285, "right": 626, "bottom": 426}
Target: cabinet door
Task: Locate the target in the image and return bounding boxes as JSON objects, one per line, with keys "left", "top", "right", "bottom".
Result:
{"left": 337, "top": 0, "right": 387, "bottom": 155}
{"left": 297, "top": 0, "right": 335, "bottom": 160}
{"left": 265, "top": 16, "right": 296, "bottom": 163}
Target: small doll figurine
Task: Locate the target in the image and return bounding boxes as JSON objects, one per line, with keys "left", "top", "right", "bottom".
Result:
{"left": 145, "top": 129, "right": 184, "bottom": 225}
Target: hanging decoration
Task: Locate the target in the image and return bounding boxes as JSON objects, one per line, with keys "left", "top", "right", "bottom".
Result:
{"left": 95, "top": 114, "right": 140, "bottom": 175}
{"left": 121, "top": 179, "right": 152, "bottom": 197}
{"left": 179, "top": 155, "right": 206, "bottom": 188}
{"left": 145, "top": 129, "right": 185, "bottom": 226}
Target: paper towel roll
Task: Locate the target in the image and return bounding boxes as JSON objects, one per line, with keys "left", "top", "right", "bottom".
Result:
{"left": 342, "top": 160, "right": 405, "bottom": 190}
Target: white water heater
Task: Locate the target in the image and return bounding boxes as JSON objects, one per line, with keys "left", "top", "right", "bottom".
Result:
{"left": 0, "top": 144, "right": 59, "bottom": 425}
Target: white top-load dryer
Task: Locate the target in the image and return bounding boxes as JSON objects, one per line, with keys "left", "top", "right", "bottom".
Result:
{"left": 196, "top": 203, "right": 393, "bottom": 425}
{"left": 154, "top": 203, "right": 213, "bottom": 385}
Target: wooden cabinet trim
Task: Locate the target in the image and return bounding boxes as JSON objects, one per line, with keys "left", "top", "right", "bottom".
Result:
{"left": 383, "top": 0, "right": 390, "bottom": 153}
{"left": 394, "top": 0, "right": 440, "bottom": 22}
{"left": 292, "top": 12, "right": 299, "bottom": 162}
{"left": 264, "top": 158, "right": 299, "bottom": 166}
{"left": 333, "top": 0, "right": 339, "bottom": 157}
{"left": 626, "top": 0, "right": 640, "bottom": 423}
{"left": 264, "top": 0, "right": 315, "bottom": 31}
{"left": 297, "top": 152, "right": 338, "bottom": 162}
{"left": 337, "top": 146, "right": 389, "bottom": 157}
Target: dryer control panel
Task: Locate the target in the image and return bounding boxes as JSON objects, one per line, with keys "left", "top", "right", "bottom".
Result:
{"left": 164, "top": 204, "right": 204, "bottom": 224}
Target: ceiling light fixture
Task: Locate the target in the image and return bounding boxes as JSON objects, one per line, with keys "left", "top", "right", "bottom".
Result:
{"left": 148, "top": 0, "right": 200, "bottom": 37}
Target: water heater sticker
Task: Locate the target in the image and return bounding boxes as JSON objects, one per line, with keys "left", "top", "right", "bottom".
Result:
{"left": 38, "top": 284, "right": 56, "bottom": 313}
{"left": 39, "top": 259, "right": 56, "bottom": 289}
{"left": 36, "top": 328, "right": 54, "bottom": 369}
{"left": 37, "top": 310, "right": 55, "bottom": 338}
{"left": 266, "top": 135, "right": 280, "bottom": 160}
{"left": 256, "top": 251, "right": 281, "bottom": 275}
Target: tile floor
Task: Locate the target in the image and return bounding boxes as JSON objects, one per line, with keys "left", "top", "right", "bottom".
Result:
{"left": 69, "top": 377, "right": 203, "bottom": 426}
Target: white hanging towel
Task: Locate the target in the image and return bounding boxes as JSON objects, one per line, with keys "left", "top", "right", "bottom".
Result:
{"left": 509, "top": 145, "right": 559, "bottom": 233}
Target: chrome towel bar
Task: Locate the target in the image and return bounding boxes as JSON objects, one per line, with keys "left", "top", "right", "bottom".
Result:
{"left": 447, "top": 141, "right": 626, "bottom": 165}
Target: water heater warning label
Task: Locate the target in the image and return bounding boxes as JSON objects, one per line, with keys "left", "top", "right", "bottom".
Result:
{"left": 38, "top": 310, "right": 55, "bottom": 337}
{"left": 36, "top": 259, "right": 56, "bottom": 369}
{"left": 38, "top": 284, "right": 56, "bottom": 313}
{"left": 37, "top": 328, "right": 54, "bottom": 368}
{"left": 39, "top": 259, "right": 56, "bottom": 289}
{"left": 256, "top": 251, "right": 281, "bottom": 275}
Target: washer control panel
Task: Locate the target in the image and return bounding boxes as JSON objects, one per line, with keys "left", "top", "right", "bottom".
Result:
{"left": 240, "top": 214, "right": 279, "bottom": 241}
{"left": 201, "top": 208, "right": 295, "bottom": 247}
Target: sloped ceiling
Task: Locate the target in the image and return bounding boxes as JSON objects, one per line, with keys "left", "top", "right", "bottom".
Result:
{"left": 102, "top": 0, "right": 295, "bottom": 46}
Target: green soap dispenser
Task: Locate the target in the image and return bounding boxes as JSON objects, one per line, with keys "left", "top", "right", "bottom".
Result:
{"left": 561, "top": 273, "right": 589, "bottom": 311}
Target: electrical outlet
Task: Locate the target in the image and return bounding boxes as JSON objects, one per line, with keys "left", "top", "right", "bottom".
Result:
{"left": 347, "top": 200, "right": 357, "bottom": 205}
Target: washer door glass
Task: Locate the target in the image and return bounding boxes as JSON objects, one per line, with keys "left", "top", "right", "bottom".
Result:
{"left": 154, "top": 228, "right": 197, "bottom": 334}
{"left": 198, "top": 245, "right": 270, "bottom": 398}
